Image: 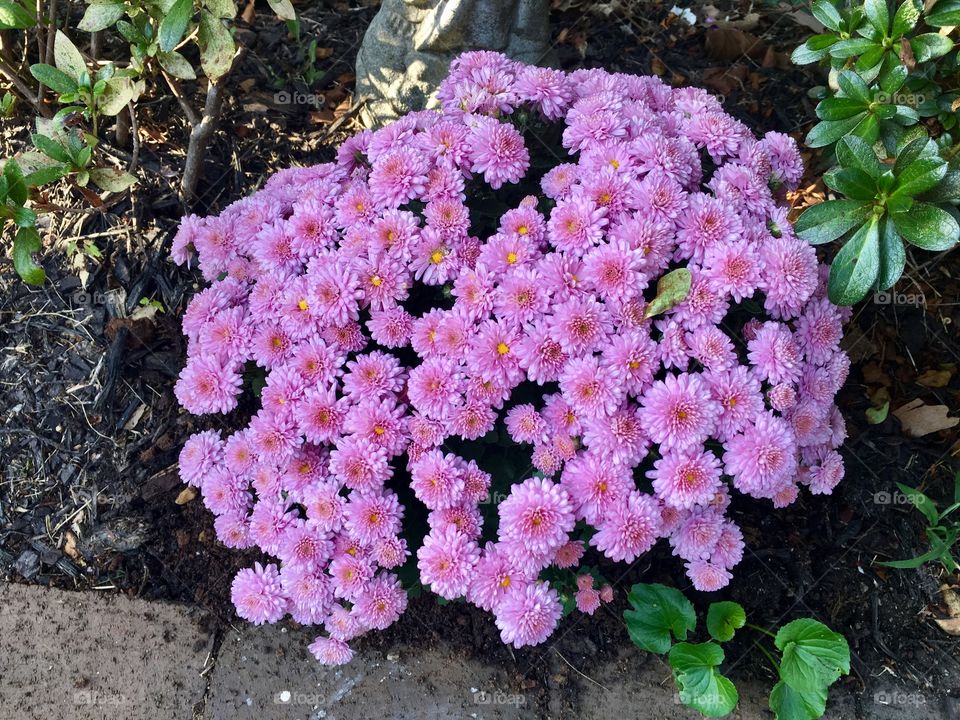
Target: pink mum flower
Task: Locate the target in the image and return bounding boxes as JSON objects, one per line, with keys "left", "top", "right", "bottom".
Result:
{"left": 494, "top": 581, "right": 562, "bottom": 648}
{"left": 232, "top": 563, "right": 287, "bottom": 625}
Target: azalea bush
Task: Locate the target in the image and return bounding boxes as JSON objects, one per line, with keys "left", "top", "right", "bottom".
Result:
{"left": 172, "top": 52, "right": 850, "bottom": 666}
{"left": 792, "top": 0, "right": 960, "bottom": 305}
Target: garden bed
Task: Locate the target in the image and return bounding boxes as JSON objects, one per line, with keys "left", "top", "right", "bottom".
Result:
{"left": 1, "top": 0, "right": 959, "bottom": 716}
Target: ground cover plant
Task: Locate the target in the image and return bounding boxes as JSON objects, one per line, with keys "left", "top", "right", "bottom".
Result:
{"left": 172, "top": 50, "right": 851, "bottom": 667}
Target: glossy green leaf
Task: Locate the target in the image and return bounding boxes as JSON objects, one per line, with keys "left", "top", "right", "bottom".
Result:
{"left": 812, "top": 0, "right": 843, "bottom": 31}
{"left": 827, "top": 217, "right": 881, "bottom": 305}
{"left": 876, "top": 218, "right": 905, "bottom": 291}
{"left": 706, "top": 602, "right": 746, "bottom": 642}
{"left": 828, "top": 37, "right": 879, "bottom": 57}
{"left": 204, "top": 0, "right": 236, "bottom": 18}
{"left": 920, "top": 167, "right": 960, "bottom": 203}
{"left": 795, "top": 199, "right": 873, "bottom": 245}
{"left": 910, "top": 33, "right": 954, "bottom": 63}
{"left": 623, "top": 583, "right": 697, "bottom": 654}
{"left": 837, "top": 70, "right": 872, "bottom": 104}
{"left": 893, "top": 156, "right": 948, "bottom": 198}
{"left": 816, "top": 96, "right": 869, "bottom": 121}
{"left": 896, "top": 482, "right": 939, "bottom": 525}
{"left": 879, "top": 63, "right": 908, "bottom": 97}
{"left": 891, "top": 0, "right": 921, "bottom": 38}
{"left": 824, "top": 167, "right": 879, "bottom": 200}
{"left": 892, "top": 203, "right": 959, "bottom": 250}
{"left": 775, "top": 619, "right": 851, "bottom": 694}
{"left": 769, "top": 680, "right": 828, "bottom": 720}
{"left": 864, "top": 0, "right": 889, "bottom": 36}
{"left": 12, "top": 226, "right": 44, "bottom": 285}
{"left": 926, "top": 0, "right": 960, "bottom": 26}
{"left": 851, "top": 112, "right": 880, "bottom": 144}
{"left": 836, "top": 135, "right": 882, "bottom": 177}
{"left": 669, "top": 642, "right": 739, "bottom": 718}
{"left": 805, "top": 113, "right": 867, "bottom": 148}
{"left": 159, "top": 0, "right": 193, "bottom": 53}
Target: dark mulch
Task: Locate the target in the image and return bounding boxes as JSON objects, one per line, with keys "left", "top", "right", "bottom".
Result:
{"left": 1, "top": 0, "right": 958, "bottom": 714}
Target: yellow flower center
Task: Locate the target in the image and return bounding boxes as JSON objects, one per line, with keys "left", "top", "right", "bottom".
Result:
{"left": 517, "top": 225, "right": 529, "bottom": 236}
{"left": 430, "top": 250, "right": 444, "bottom": 264}
{"left": 500, "top": 576, "right": 511, "bottom": 588}
{"left": 497, "top": 342, "right": 510, "bottom": 355}
{"left": 297, "top": 299, "right": 309, "bottom": 311}
{"left": 371, "top": 275, "right": 383, "bottom": 287}
{"left": 506, "top": 251, "right": 518, "bottom": 264}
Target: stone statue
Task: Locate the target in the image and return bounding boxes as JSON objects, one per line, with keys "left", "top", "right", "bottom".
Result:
{"left": 355, "top": 0, "right": 552, "bottom": 126}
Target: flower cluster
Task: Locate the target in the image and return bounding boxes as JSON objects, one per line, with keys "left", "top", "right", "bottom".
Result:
{"left": 173, "top": 51, "right": 848, "bottom": 665}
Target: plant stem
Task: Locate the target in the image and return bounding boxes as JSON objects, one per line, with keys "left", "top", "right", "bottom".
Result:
{"left": 753, "top": 641, "right": 780, "bottom": 675}
{"left": 746, "top": 623, "right": 777, "bottom": 639}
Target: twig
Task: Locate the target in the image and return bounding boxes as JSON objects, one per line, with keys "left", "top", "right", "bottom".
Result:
{"left": 127, "top": 100, "right": 139, "bottom": 173}
{"left": 553, "top": 648, "right": 610, "bottom": 691}
{"left": 0, "top": 56, "right": 50, "bottom": 117}
{"left": 161, "top": 71, "right": 200, "bottom": 126}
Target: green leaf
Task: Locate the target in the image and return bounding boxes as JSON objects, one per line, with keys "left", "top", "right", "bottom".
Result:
{"left": 879, "top": 63, "right": 908, "bottom": 97}
{"left": 894, "top": 137, "right": 935, "bottom": 175}
{"left": 198, "top": 10, "right": 235, "bottom": 80}
{"left": 0, "top": 0, "right": 35, "bottom": 29}
{"left": 836, "top": 135, "right": 882, "bottom": 177}
{"left": 896, "top": 482, "right": 939, "bottom": 526}
{"left": 23, "top": 163, "right": 68, "bottom": 187}
{"left": 824, "top": 167, "right": 878, "bottom": 201}
{"left": 837, "top": 70, "right": 872, "bottom": 104}
{"left": 264, "top": 0, "right": 295, "bottom": 20}
{"left": 850, "top": 112, "right": 880, "bottom": 144}
{"left": 158, "top": 50, "right": 197, "bottom": 79}
{"left": 159, "top": 0, "right": 194, "bottom": 53}
{"left": 795, "top": 199, "right": 873, "bottom": 245}
{"left": 643, "top": 267, "right": 691, "bottom": 319}
{"left": 98, "top": 76, "right": 136, "bottom": 116}
{"left": 828, "top": 217, "right": 881, "bottom": 305}
{"left": 623, "top": 583, "right": 697, "bottom": 654}
{"left": 892, "top": 203, "right": 959, "bottom": 250}
{"left": 806, "top": 113, "right": 867, "bottom": 148}
{"left": 78, "top": 0, "right": 124, "bottom": 31}
{"left": 29, "top": 63, "right": 78, "bottom": 94}
{"left": 53, "top": 30, "right": 86, "bottom": 81}
{"left": 669, "top": 642, "right": 739, "bottom": 718}
{"left": 12, "top": 226, "right": 44, "bottom": 285}
{"left": 769, "top": 680, "right": 828, "bottom": 720}
{"left": 893, "top": 156, "right": 948, "bottom": 198}
{"left": 891, "top": 0, "right": 921, "bottom": 38}
{"left": 875, "top": 218, "right": 905, "bottom": 291}
{"left": 864, "top": 0, "right": 889, "bottom": 36}
{"left": 854, "top": 46, "right": 885, "bottom": 83}
{"left": 816, "top": 96, "right": 869, "bottom": 121}
{"left": 31, "top": 133, "right": 70, "bottom": 163}
{"left": 920, "top": 167, "right": 960, "bottom": 203}
{"left": 775, "top": 619, "right": 851, "bottom": 694}
{"left": 926, "top": 0, "right": 960, "bottom": 26}
{"left": 706, "top": 602, "right": 746, "bottom": 642}
{"left": 204, "top": 0, "right": 236, "bottom": 17}
{"left": 792, "top": 37, "right": 836, "bottom": 64}
{"left": 87, "top": 167, "right": 137, "bottom": 192}
{"left": 812, "top": 0, "right": 843, "bottom": 31}
{"left": 3, "top": 157, "right": 27, "bottom": 205}
{"left": 828, "top": 37, "right": 880, "bottom": 57}
{"left": 866, "top": 398, "right": 890, "bottom": 424}
{"left": 910, "top": 33, "right": 954, "bottom": 63}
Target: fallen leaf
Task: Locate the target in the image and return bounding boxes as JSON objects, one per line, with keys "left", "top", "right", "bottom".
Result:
{"left": 176, "top": 487, "right": 197, "bottom": 505}
{"left": 704, "top": 28, "right": 766, "bottom": 62}
{"left": 787, "top": 10, "right": 825, "bottom": 32}
{"left": 63, "top": 531, "right": 80, "bottom": 560}
{"left": 241, "top": 0, "right": 255, "bottom": 24}
{"left": 936, "top": 618, "right": 960, "bottom": 635}
{"left": 935, "top": 585, "right": 960, "bottom": 636}
{"left": 650, "top": 57, "right": 667, "bottom": 76}
{"left": 899, "top": 37, "right": 917, "bottom": 71}
{"left": 917, "top": 369, "right": 953, "bottom": 388}
{"left": 315, "top": 47, "right": 334, "bottom": 60}
{"left": 893, "top": 399, "right": 960, "bottom": 437}
{"left": 866, "top": 400, "right": 890, "bottom": 425}
{"left": 862, "top": 361, "right": 890, "bottom": 386}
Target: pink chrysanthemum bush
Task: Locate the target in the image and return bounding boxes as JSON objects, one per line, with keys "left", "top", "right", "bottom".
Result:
{"left": 172, "top": 52, "right": 850, "bottom": 664}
